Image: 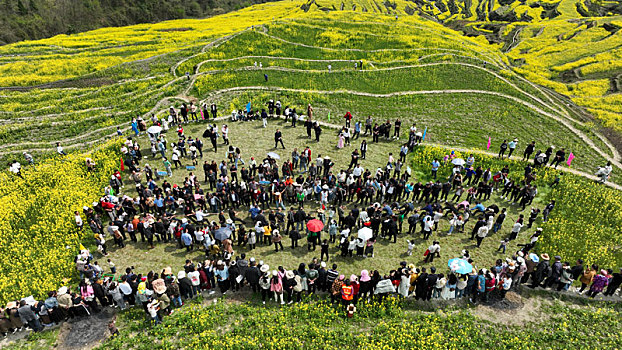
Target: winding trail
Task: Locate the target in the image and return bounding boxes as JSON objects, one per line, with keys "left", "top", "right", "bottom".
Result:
{"left": 186, "top": 61, "right": 571, "bottom": 119}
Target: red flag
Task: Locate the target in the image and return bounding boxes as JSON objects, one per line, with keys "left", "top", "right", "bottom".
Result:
{"left": 567, "top": 152, "right": 575, "bottom": 166}
{"left": 120, "top": 157, "right": 125, "bottom": 171}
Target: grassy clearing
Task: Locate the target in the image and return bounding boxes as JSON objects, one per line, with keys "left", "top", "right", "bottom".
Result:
{"left": 104, "top": 119, "right": 552, "bottom": 279}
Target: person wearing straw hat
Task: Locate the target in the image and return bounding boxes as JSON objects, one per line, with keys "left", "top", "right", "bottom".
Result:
{"left": 56, "top": 286, "right": 74, "bottom": 317}
{"left": 529, "top": 254, "right": 551, "bottom": 289}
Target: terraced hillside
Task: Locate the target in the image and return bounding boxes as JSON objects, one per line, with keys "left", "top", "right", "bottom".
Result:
{"left": 1, "top": 0, "right": 619, "bottom": 183}
{"left": 408, "top": 0, "right": 622, "bottom": 138}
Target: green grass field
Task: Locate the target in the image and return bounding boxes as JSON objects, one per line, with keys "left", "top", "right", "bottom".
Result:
{"left": 103, "top": 118, "right": 551, "bottom": 278}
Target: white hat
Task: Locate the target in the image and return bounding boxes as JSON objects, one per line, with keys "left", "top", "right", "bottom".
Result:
{"left": 57, "top": 286, "right": 68, "bottom": 295}
{"left": 177, "top": 271, "right": 186, "bottom": 279}
{"left": 217, "top": 260, "right": 223, "bottom": 265}
{"left": 226, "top": 219, "right": 233, "bottom": 224}
{"left": 82, "top": 206, "right": 88, "bottom": 211}
{"left": 260, "top": 265, "right": 270, "bottom": 273}
{"left": 259, "top": 260, "right": 264, "bottom": 265}
{"left": 320, "top": 261, "right": 326, "bottom": 268}
{"left": 250, "top": 257, "right": 256, "bottom": 262}
{"left": 272, "top": 270, "right": 278, "bottom": 276}
{"left": 182, "top": 218, "right": 188, "bottom": 223}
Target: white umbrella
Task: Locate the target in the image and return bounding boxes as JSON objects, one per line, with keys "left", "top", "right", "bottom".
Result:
{"left": 147, "top": 126, "right": 162, "bottom": 134}
{"left": 357, "top": 227, "right": 373, "bottom": 241}
{"left": 267, "top": 152, "right": 280, "bottom": 160}
{"left": 451, "top": 158, "right": 465, "bottom": 166}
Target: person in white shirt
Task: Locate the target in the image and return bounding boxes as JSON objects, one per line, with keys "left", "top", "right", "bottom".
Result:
{"left": 352, "top": 165, "right": 363, "bottom": 178}
{"left": 476, "top": 225, "right": 489, "bottom": 247}
{"left": 75, "top": 211, "right": 83, "bottom": 230}
{"left": 425, "top": 241, "right": 441, "bottom": 263}
{"left": 510, "top": 217, "right": 524, "bottom": 240}
{"left": 195, "top": 209, "right": 204, "bottom": 224}
{"left": 9, "top": 161, "right": 22, "bottom": 177}
{"left": 187, "top": 267, "right": 201, "bottom": 297}
{"left": 56, "top": 142, "right": 67, "bottom": 156}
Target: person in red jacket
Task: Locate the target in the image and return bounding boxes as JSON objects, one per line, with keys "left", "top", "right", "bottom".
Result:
{"left": 349, "top": 275, "right": 360, "bottom": 304}
{"left": 344, "top": 112, "right": 352, "bottom": 128}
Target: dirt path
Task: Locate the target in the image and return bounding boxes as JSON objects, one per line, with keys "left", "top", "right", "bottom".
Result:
{"left": 55, "top": 308, "right": 115, "bottom": 350}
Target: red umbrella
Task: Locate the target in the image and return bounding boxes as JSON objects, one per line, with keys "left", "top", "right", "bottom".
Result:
{"left": 306, "top": 219, "right": 324, "bottom": 232}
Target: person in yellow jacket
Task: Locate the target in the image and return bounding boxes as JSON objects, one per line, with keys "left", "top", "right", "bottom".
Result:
{"left": 263, "top": 225, "right": 272, "bottom": 245}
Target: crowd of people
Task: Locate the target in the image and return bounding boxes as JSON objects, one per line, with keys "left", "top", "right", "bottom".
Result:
{"left": 3, "top": 101, "right": 620, "bottom": 337}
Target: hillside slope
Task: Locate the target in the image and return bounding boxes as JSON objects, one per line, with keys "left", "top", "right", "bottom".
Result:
{"left": 0, "top": 0, "right": 278, "bottom": 45}
{"left": 0, "top": 0, "right": 619, "bottom": 179}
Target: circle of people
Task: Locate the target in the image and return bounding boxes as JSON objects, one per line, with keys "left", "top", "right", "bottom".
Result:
{"left": 3, "top": 103, "right": 620, "bottom": 335}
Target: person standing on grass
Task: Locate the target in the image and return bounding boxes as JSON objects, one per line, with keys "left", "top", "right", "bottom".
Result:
{"left": 550, "top": 148, "right": 566, "bottom": 168}
{"left": 393, "top": 118, "right": 401, "bottom": 139}
{"left": 274, "top": 129, "right": 285, "bottom": 149}
{"left": 498, "top": 140, "right": 508, "bottom": 158}
{"left": 360, "top": 140, "right": 367, "bottom": 159}
{"left": 353, "top": 121, "right": 361, "bottom": 140}
{"left": 523, "top": 141, "right": 535, "bottom": 161}
{"left": 261, "top": 109, "right": 268, "bottom": 128}
{"left": 508, "top": 215, "right": 524, "bottom": 240}
{"left": 304, "top": 118, "right": 313, "bottom": 139}
{"left": 424, "top": 241, "right": 441, "bottom": 263}
{"left": 508, "top": 138, "right": 518, "bottom": 158}
{"left": 493, "top": 208, "right": 506, "bottom": 233}
{"left": 431, "top": 159, "right": 440, "bottom": 179}
{"left": 344, "top": 111, "right": 352, "bottom": 128}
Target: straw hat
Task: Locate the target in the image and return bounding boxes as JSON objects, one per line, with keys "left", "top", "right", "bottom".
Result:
{"left": 272, "top": 270, "right": 278, "bottom": 276}
{"left": 285, "top": 270, "right": 295, "bottom": 279}
{"left": 540, "top": 253, "right": 550, "bottom": 261}
{"left": 163, "top": 266, "right": 172, "bottom": 275}
{"left": 152, "top": 279, "right": 167, "bottom": 294}
{"left": 260, "top": 264, "right": 270, "bottom": 273}
{"left": 178, "top": 271, "right": 186, "bottom": 279}
{"left": 5, "top": 301, "right": 17, "bottom": 309}
{"left": 57, "top": 286, "right": 68, "bottom": 295}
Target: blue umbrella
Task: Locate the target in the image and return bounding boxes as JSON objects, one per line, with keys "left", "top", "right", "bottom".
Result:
{"left": 448, "top": 258, "right": 473, "bottom": 274}
{"left": 214, "top": 227, "right": 232, "bottom": 241}
{"left": 529, "top": 253, "right": 539, "bottom": 263}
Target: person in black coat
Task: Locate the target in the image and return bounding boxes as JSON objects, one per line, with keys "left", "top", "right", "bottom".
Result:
{"left": 314, "top": 122, "right": 322, "bottom": 142}
{"left": 604, "top": 268, "right": 622, "bottom": 296}
{"left": 178, "top": 273, "right": 193, "bottom": 300}
{"left": 274, "top": 129, "right": 285, "bottom": 149}
{"left": 245, "top": 264, "right": 261, "bottom": 293}
{"left": 545, "top": 256, "right": 562, "bottom": 288}
{"left": 529, "top": 255, "right": 551, "bottom": 288}
{"left": 415, "top": 268, "right": 428, "bottom": 300}
{"left": 425, "top": 267, "right": 438, "bottom": 301}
